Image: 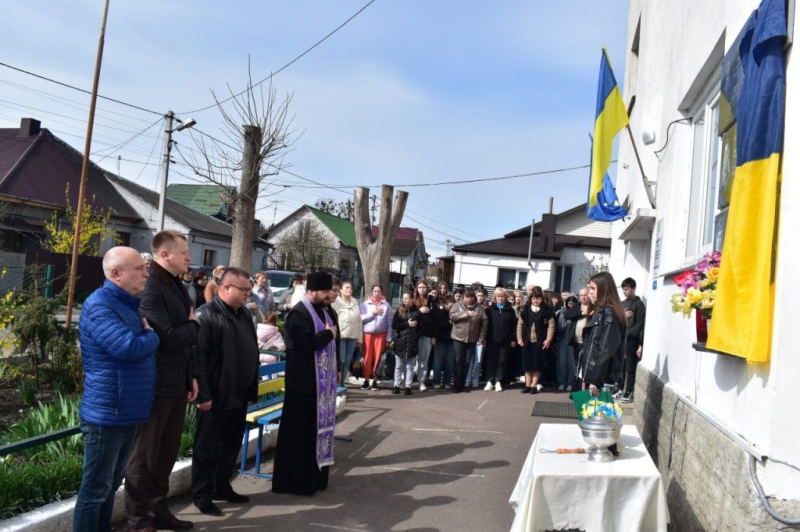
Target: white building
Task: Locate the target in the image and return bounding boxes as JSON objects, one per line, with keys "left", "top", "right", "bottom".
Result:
{"left": 610, "top": 0, "right": 799, "bottom": 527}
{"left": 451, "top": 204, "right": 611, "bottom": 293}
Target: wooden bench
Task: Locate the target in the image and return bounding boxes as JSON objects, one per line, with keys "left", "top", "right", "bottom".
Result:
{"left": 240, "top": 358, "right": 350, "bottom": 480}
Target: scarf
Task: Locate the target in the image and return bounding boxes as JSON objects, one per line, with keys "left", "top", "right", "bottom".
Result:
{"left": 370, "top": 294, "right": 385, "bottom": 307}
{"left": 300, "top": 297, "right": 337, "bottom": 469}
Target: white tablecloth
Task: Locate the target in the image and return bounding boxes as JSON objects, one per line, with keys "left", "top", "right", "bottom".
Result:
{"left": 509, "top": 423, "right": 669, "bottom": 532}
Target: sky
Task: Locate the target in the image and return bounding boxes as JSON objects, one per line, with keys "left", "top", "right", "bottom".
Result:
{"left": 0, "top": 0, "right": 630, "bottom": 259}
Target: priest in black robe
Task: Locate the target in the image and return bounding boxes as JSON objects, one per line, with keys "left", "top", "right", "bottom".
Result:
{"left": 272, "top": 271, "right": 338, "bottom": 496}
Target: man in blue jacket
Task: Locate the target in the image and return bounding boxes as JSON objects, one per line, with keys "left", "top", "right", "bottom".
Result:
{"left": 72, "top": 247, "right": 160, "bottom": 532}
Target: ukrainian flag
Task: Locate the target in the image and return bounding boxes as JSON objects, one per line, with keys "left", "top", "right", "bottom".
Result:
{"left": 706, "top": 0, "right": 786, "bottom": 363}
{"left": 588, "top": 49, "right": 628, "bottom": 222}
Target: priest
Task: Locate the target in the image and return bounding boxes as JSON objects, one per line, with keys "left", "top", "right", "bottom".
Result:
{"left": 272, "top": 271, "right": 338, "bottom": 496}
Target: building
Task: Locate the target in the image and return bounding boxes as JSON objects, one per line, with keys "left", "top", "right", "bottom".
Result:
{"left": 450, "top": 204, "right": 611, "bottom": 294}
{"left": 609, "top": 0, "right": 799, "bottom": 528}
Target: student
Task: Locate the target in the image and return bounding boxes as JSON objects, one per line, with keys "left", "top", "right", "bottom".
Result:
{"left": 392, "top": 291, "right": 419, "bottom": 395}
{"left": 257, "top": 312, "right": 286, "bottom": 354}
{"left": 620, "top": 277, "right": 646, "bottom": 402}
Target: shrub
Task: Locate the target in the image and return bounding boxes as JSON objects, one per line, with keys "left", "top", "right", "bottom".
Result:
{"left": 0, "top": 453, "right": 83, "bottom": 520}
{"left": 0, "top": 394, "right": 82, "bottom": 462}
{"left": 17, "top": 379, "right": 36, "bottom": 406}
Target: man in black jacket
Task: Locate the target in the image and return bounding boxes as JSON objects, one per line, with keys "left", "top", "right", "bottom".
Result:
{"left": 125, "top": 231, "right": 197, "bottom": 532}
{"left": 483, "top": 288, "right": 517, "bottom": 392}
{"left": 620, "top": 277, "right": 646, "bottom": 402}
{"left": 192, "top": 267, "right": 259, "bottom": 516}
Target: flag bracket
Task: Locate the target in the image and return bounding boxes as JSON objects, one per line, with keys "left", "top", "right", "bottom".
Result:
{"left": 625, "top": 125, "right": 657, "bottom": 209}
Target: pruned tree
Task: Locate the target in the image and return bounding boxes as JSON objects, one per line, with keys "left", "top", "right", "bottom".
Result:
{"left": 275, "top": 221, "right": 337, "bottom": 271}
{"left": 180, "top": 62, "right": 296, "bottom": 271}
{"left": 354, "top": 185, "right": 408, "bottom": 295}
{"left": 314, "top": 198, "right": 355, "bottom": 222}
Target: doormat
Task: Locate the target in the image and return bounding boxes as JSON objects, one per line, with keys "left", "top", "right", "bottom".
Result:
{"left": 531, "top": 401, "right": 576, "bottom": 419}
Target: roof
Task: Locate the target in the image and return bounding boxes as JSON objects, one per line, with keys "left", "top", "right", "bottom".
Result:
{"left": 166, "top": 184, "right": 231, "bottom": 216}
{"left": 453, "top": 234, "right": 611, "bottom": 259}
{"left": 504, "top": 204, "right": 587, "bottom": 238}
{"left": 107, "top": 174, "right": 237, "bottom": 239}
{"left": 0, "top": 127, "right": 141, "bottom": 221}
{"left": 306, "top": 206, "right": 358, "bottom": 248}
{"left": 371, "top": 226, "right": 419, "bottom": 240}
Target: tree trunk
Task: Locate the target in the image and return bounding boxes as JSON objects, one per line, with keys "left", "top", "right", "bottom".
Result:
{"left": 229, "top": 125, "right": 261, "bottom": 272}
{"left": 354, "top": 185, "right": 408, "bottom": 300}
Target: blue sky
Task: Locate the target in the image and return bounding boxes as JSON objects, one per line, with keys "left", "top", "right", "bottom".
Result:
{"left": 0, "top": 0, "right": 630, "bottom": 258}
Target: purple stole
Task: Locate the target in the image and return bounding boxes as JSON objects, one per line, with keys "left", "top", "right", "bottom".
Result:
{"left": 300, "top": 297, "right": 337, "bottom": 469}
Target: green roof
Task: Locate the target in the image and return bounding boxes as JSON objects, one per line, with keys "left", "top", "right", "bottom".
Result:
{"left": 306, "top": 206, "right": 357, "bottom": 248}
{"left": 166, "top": 184, "right": 231, "bottom": 216}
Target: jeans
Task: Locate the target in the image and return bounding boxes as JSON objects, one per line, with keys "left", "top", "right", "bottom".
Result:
{"left": 466, "top": 344, "right": 483, "bottom": 385}
{"left": 623, "top": 339, "right": 640, "bottom": 394}
{"left": 432, "top": 340, "right": 454, "bottom": 386}
{"left": 73, "top": 423, "right": 137, "bottom": 532}
{"left": 452, "top": 341, "right": 476, "bottom": 393}
{"left": 394, "top": 355, "right": 415, "bottom": 388}
{"left": 555, "top": 336, "right": 574, "bottom": 387}
{"left": 415, "top": 336, "right": 433, "bottom": 383}
{"left": 339, "top": 338, "right": 358, "bottom": 386}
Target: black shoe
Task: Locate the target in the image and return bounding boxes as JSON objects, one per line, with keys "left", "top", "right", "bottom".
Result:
{"left": 521, "top": 387, "right": 531, "bottom": 394}
{"left": 361, "top": 379, "right": 370, "bottom": 389}
{"left": 392, "top": 386, "right": 400, "bottom": 395}
{"left": 194, "top": 500, "right": 222, "bottom": 516}
{"left": 370, "top": 379, "right": 379, "bottom": 390}
{"left": 152, "top": 513, "right": 194, "bottom": 530}
{"left": 404, "top": 387, "right": 412, "bottom": 395}
{"left": 530, "top": 387, "right": 538, "bottom": 395}
{"left": 212, "top": 490, "right": 250, "bottom": 503}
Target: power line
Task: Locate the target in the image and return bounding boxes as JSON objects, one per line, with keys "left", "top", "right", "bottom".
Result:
{"left": 176, "top": 0, "right": 377, "bottom": 114}
{"left": 0, "top": 61, "right": 164, "bottom": 117}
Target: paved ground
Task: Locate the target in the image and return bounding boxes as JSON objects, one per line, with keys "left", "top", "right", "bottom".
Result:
{"left": 120, "top": 382, "right": 635, "bottom": 532}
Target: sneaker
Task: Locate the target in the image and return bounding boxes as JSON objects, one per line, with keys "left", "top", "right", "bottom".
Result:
{"left": 621, "top": 393, "right": 633, "bottom": 403}
{"left": 392, "top": 387, "right": 400, "bottom": 395}
{"left": 484, "top": 382, "right": 493, "bottom": 391}
{"left": 536, "top": 384, "right": 543, "bottom": 391}
{"left": 495, "top": 382, "right": 503, "bottom": 392}
{"left": 361, "top": 379, "right": 370, "bottom": 390}
{"left": 558, "top": 384, "right": 565, "bottom": 391}
{"left": 419, "top": 383, "right": 428, "bottom": 392}
{"left": 370, "top": 379, "right": 379, "bottom": 391}
{"left": 521, "top": 386, "right": 531, "bottom": 394}
{"left": 435, "top": 383, "right": 444, "bottom": 389}
{"left": 566, "top": 385, "right": 572, "bottom": 392}
{"left": 404, "top": 387, "right": 412, "bottom": 395}
{"left": 613, "top": 390, "right": 623, "bottom": 399}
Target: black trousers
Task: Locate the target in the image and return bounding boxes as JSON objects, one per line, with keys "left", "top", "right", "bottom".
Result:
{"left": 125, "top": 395, "right": 187, "bottom": 527}
{"left": 452, "top": 340, "right": 476, "bottom": 392}
{"left": 623, "top": 339, "right": 640, "bottom": 394}
{"left": 485, "top": 343, "right": 509, "bottom": 384}
{"left": 191, "top": 403, "right": 248, "bottom": 503}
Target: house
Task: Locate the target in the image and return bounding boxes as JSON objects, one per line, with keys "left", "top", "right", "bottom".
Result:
{"left": 107, "top": 175, "right": 269, "bottom": 273}
{"left": 267, "top": 204, "right": 429, "bottom": 284}
{"left": 450, "top": 204, "right": 611, "bottom": 293}
{"left": 609, "top": 0, "right": 799, "bottom": 527}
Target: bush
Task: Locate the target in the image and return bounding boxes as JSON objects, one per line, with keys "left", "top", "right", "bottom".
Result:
{"left": 0, "top": 453, "right": 83, "bottom": 520}
{"left": 0, "top": 394, "right": 82, "bottom": 462}
{"left": 17, "top": 379, "right": 36, "bottom": 406}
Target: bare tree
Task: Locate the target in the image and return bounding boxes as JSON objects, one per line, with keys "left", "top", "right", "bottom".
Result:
{"left": 180, "top": 63, "right": 296, "bottom": 270}
{"left": 354, "top": 185, "right": 408, "bottom": 294}
{"left": 274, "top": 221, "right": 337, "bottom": 271}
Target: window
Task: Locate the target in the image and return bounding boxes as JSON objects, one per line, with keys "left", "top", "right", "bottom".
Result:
{"left": 298, "top": 221, "right": 311, "bottom": 242}
{"left": 202, "top": 249, "right": 215, "bottom": 266}
{"left": 497, "top": 268, "right": 527, "bottom": 290}
{"left": 554, "top": 265, "right": 573, "bottom": 292}
{"left": 116, "top": 231, "right": 131, "bottom": 247}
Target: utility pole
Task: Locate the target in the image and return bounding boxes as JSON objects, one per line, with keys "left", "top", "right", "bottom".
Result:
{"left": 370, "top": 194, "right": 378, "bottom": 224}
{"left": 117, "top": 154, "right": 121, "bottom": 176}
{"left": 157, "top": 111, "right": 174, "bottom": 231}
{"left": 446, "top": 239, "right": 452, "bottom": 255}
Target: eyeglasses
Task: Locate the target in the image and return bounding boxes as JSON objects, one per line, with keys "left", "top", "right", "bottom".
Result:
{"left": 227, "top": 284, "right": 252, "bottom": 295}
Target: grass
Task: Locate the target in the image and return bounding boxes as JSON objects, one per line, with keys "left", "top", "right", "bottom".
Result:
{"left": 0, "top": 454, "right": 83, "bottom": 520}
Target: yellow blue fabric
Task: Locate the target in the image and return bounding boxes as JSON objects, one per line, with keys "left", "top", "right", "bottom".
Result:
{"left": 706, "top": 0, "right": 786, "bottom": 363}
{"left": 588, "top": 49, "right": 628, "bottom": 222}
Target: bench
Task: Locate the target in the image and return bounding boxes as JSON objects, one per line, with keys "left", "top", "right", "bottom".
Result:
{"left": 240, "top": 357, "right": 349, "bottom": 480}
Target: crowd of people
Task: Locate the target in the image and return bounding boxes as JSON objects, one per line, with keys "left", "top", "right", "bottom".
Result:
{"left": 72, "top": 232, "right": 646, "bottom": 531}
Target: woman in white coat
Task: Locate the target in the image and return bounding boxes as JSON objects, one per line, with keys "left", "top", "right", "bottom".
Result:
{"left": 331, "top": 281, "right": 363, "bottom": 387}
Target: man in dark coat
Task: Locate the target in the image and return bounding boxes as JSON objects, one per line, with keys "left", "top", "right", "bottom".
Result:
{"left": 620, "top": 277, "right": 646, "bottom": 402}
{"left": 192, "top": 267, "right": 260, "bottom": 516}
{"left": 272, "top": 271, "right": 337, "bottom": 496}
{"left": 125, "top": 231, "right": 198, "bottom": 532}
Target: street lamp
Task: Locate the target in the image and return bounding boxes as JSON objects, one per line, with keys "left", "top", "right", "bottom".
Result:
{"left": 157, "top": 110, "right": 196, "bottom": 231}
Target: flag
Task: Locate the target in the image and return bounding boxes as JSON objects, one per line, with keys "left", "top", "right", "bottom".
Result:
{"left": 706, "top": 0, "right": 786, "bottom": 363}
{"left": 588, "top": 48, "right": 628, "bottom": 222}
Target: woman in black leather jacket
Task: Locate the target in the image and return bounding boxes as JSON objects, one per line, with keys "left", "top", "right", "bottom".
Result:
{"left": 577, "top": 271, "right": 627, "bottom": 396}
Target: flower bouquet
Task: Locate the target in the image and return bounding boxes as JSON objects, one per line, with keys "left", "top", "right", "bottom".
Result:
{"left": 577, "top": 397, "right": 625, "bottom": 461}
{"left": 670, "top": 251, "right": 721, "bottom": 319}
{"left": 580, "top": 398, "right": 624, "bottom": 421}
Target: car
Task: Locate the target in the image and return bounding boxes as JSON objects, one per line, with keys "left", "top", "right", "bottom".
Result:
{"left": 265, "top": 270, "right": 298, "bottom": 300}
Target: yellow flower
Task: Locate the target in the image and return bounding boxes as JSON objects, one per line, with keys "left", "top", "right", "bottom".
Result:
{"left": 686, "top": 288, "right": 703, "bottom": 305}
{"left": 707, "top": 267, "right": 719, "bottom": 282}
{"left": 701, "top": 290, "right": 715, "bottom": 309}
{"left": 699, "top": 279, "right": 713, "bottom": 289}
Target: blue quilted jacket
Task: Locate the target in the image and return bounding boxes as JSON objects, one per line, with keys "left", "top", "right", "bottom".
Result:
{"left": 79, "top": 280, "right": 160, "bottom": 426}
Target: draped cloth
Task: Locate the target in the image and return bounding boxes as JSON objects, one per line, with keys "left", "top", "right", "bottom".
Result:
{"left": 300, "top": 297, "right": 337, "bottom": 468}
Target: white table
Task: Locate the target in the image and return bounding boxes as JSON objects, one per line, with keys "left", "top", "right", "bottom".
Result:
{"left": 509, "top": 423, "right": 669, "bottom": 532}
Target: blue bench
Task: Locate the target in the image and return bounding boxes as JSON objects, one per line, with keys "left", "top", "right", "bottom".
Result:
{"left": 240, "top": 357, "right": 349, "bottom": 480}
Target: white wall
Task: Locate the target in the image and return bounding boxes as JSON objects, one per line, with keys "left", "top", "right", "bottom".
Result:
{"left": 556, "top": 209, "right": 613, "bottom": 239}
{"left": 610, "top": 0, "right": 800, "bottom": 497}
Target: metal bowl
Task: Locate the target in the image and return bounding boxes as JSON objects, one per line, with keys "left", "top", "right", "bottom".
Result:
{"left": 578, "top": 417, "right": 622, "bottom": 462}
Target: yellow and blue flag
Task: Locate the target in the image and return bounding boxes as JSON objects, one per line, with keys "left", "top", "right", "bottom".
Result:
{"left": 706, "top": 0, "right": 787, "bottom": 363}
{"left": 588, "top": 49, "right": 628, "bottom": 222}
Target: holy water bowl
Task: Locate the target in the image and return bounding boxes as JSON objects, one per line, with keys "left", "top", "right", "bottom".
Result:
{"left": 578, "top": 416, "right": 622, "bottom": 462}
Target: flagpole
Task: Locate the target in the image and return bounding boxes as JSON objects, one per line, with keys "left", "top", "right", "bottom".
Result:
{"left": 625, "top": 124, "right": 657, "bottom": 209}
